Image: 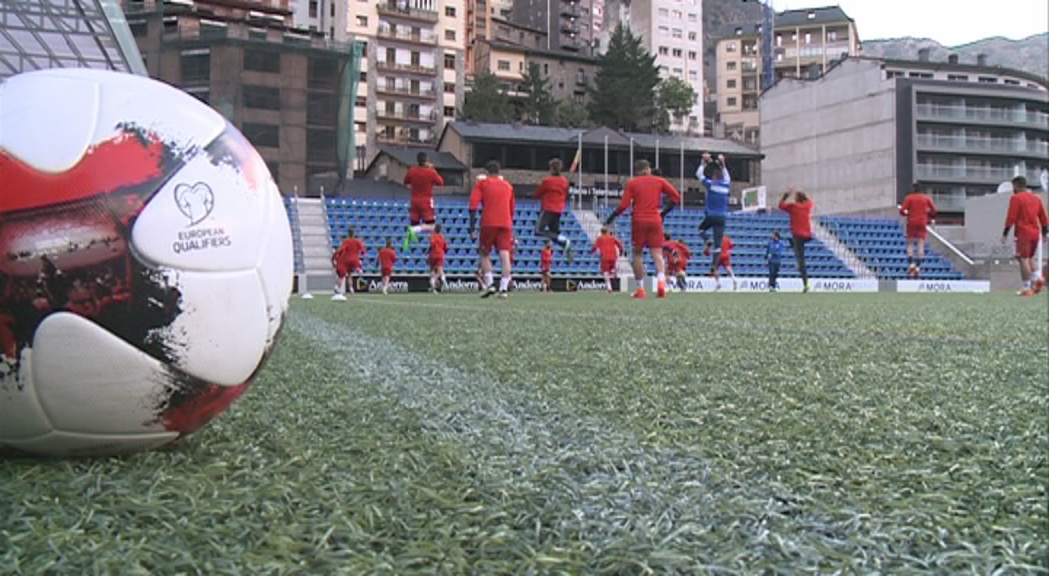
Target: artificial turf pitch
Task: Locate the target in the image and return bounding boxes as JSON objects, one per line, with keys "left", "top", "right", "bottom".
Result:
{"left": 1, "top": 292, "right": 1047, "bottom": 574}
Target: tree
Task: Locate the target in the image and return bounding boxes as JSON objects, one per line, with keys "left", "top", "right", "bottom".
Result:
{"left": 462, "top": 70, "right": 513, "bottom": 123}
{"left": 554, "top": 99, "right": 593, "bottom": 128}
{"left": 657, "top": 76, "right": 698, "bottom": 128}
{"left": 519, "top": 62, "right": 556, "bottom": 125}
{"left": 588, "top": 23, "right": 662, "bottom": 132}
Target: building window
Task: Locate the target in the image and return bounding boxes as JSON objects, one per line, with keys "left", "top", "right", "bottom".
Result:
{"left": 497, "top": 60, "right": 510, "bottom": 71}
{"left": 309, "top": 0, "right": 318, "bottom": 17}
{"left": 1004, "top": 79, "right": 1020, "bottom": 85}
{"left": 827, "top": 30, "right": 838, "bottom": 41}
{"left": 688, "top": 31, "right": 697, "bottom": 41}
{"left": 445, "top": 6, "right": 455, "bottom": 16}
{"left": 658, "top": 26, "right": 669, "bottom": 35}
{"left": 355, "top": 121, "right": 367, "bottom": 133}
{"left": 361, "top": 41, "right": 368, "bottom": 56}
{"left": 672, "top": 67, "right": 682, "bottom": 77}
{"left": 672, "top": 48, "right": 682, "bottom": 57}
{"left": 671, "top": 10, "right": 681, "bottom": 19}
{"left": 804, "top": 32, "right": 811, "bottom": 45}
{"left": 727, "top": 97, "right": 737, "bottom": 107}
{"left": 726, "top": 42, "right": 737, "bottom": 52}
{"left": 659, "top": 46, "right": 669, "bottom": 55}
{"left": 688, "top": 70, "right": 697, "bottom": 80}
{"left": 444, "top": 82, "right": 455, "bottom": 93}
{"left": 244, "top": 49, "right": 281, "bottom": 73}
{"left": 356, "top": 15, "right": 368, "bottom": 27}
{"left": 129, "top": 21, "right": 147, "bottom": 37}
{"left": 543, "top": 63, "right": 549, "bottom": 74}
{"left": 180, "top": 51, "right": 210, "bottom": 83}
{"left": 688, "top": 50, "right": 697, "bottom": 60}
{"left": 243, "top": 85, "right": 281, "bottom": 110}
{"left": 978, "top": 76, "right": 998, "bottom": 83}
{"left": 947, "top": 74, "right": 969, "bottom": 82}
{"left": 672, "top": 28, "right": 682, "bottom": 38}
{"left": 445, "top": 29, "right": 456, "bottom": 41}
{"left": 687, "top": 13, "right": 696, "bottom": 22}
{"left": 727, "top": 79, "right": 736, "bottom": 88}
{"left": 355, "top": 95, "right": 367, "bottom": 107}
{"left": 241, "top": 123, "right": 280, "bottom": 148}
{"left": 444, "top": 54, "right": 455, "bottom": 68}
{"left": 658, "top": 8, "right": 668, "bottom": 17}
{"left": 727, "top": 61, "right": 737, "bottom": 71}
{"left": 444, "top": 106, "right": 455, "bottom": 117}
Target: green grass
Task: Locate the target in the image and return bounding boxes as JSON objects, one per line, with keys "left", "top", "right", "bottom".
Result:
{"left": 2, "top": 292, "right": 1047, "bottom": 574}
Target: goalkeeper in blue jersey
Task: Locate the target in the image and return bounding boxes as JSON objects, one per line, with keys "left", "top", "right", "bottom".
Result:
{"left": 697, "top": 152, "right": 731, "bottom": 275}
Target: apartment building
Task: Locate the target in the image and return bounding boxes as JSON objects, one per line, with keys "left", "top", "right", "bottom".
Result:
{"left": 511, "top": 0, "right": 599, "bottom": 55}
{"left": 760, "top": 57, "right": 1048, "bottom": 218}
{"left": 717, "top": 5, "right": 859, "bottom": 144}
{"left": 123, "top": 0, "right": 355, "bottom": 194}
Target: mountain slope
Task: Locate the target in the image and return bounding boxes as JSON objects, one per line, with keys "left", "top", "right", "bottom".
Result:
{"left": 859, "top": 33, "right": 1048, "bottom": 80}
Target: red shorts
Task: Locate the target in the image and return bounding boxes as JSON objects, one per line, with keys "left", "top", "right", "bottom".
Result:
{"left": 600, "top": 259, "right": 617, "bottom": 274}
{"left": 1016, "top": 237, "right": 1039, "bottom": 259}
{"left": 428, "top": 256, "right": 444, "bottom": 269}
{"left": 409, "top": 197, "right": 435, "bottom": 224}
{"left": 541, "top": 265, "right": 551, "bottom": 274}
{"left": 479, "top": 226, "right": 513, "bottom": 254}
{"left": 717, "top": 256, "right": 731, "bottom": 269}
{"left": 336, "top": 260, "right": 361, "bottom": 278}
{"left": 381, "top": 267, "right": 393, "bottom": 277}
{"left": 906, "top": 223, "right": 928, "bottom": 240}
{"left": 631, "top": 219, "right": 663, "bottom": 251}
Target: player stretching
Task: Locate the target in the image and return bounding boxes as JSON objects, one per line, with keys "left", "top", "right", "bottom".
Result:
{"left": 592, "top": 227, "right": 624, "bottom": 293}
{"left": 779, "top": 189, "right": 815, "bottom": 292}
{"left": 540, "top": 241, "right": 553, "bottom": 292}
{"left": 697, "top": 153, "right": 730, "bottom": 276}
{"left": 332, "top": 230, "right": 365, "bottom": 300}
{"left": 899, "top": 183, "right": 938, "bottom": 279}
{"left": 402, "top": 152, "right": 444, "bottom": 251}
{"left": 377, "top": 240, "right": 397, "bottom": 295}
{"left": 1002, "top": 176, "right": 1049, "bottom": 296}
{"left": 535, "top": 158, "right": 574, "bottom": 263}
{"left": 706, "top": 234, "right": 737, "bottom": 291}
{"left": 765, "top": 230, "right": 785, "bottom": 292}
{"left": 428, "top": 224, "right": 448, "bottom": 293}
{"left": 470, "top": 161, "right": 516, "bottom": 299}
{"left": 604, "top": 160, "right": 681, "bottom": 299}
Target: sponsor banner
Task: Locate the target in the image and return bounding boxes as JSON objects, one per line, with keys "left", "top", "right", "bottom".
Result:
{"left": 675, "top": 277, "right": 879, "bottom": 293}
{"left": 348, "top": 275, "right": 620, "bottom": 293}
{"left": 895, "top": 280, "right": 990, "bottom": 293}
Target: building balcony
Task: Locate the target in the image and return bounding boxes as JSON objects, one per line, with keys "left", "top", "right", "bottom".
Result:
{"left": 376, "top": 109, "right": 438, "bottom": 125}
{"left": 375, "top": 84, "right": 437, "bottom": 100}
{"left": 916, "top": 104, "right": 1049, "bottom": 128}
{"left": 375, "top": 29, "right": 437, "bottom": 46}
{"left": 916, "top": 134, "right": 1049, "bottom": 157}
{"left": 928, "top": 193, "right": 967, "bottom": 212}
{"left": 560, "top": 4, "right": 579, "bottom": 17}
{"left": 916, "top": 164, "right": 1043, "bottom": 184}
{"left": 375, "top": 131, "right": 435, "bottom": 146}
{"left": 375, "top": 2, "right": 439, "bottom": 23}
{"left": 375, "top": 60, "right": 438, "bottom": 76}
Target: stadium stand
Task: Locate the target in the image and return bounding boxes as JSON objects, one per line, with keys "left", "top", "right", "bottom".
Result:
{"left": 820, "top": 217, "right": 964, "bottom": 280}
{"left": 322, "top": 197, "right": 599, "bottom": 275}
{"left": 283, "top": 197, "right": 306, "bottom": 274}
{"left": 600, "top": 208, "right": 855, "bottom": 278}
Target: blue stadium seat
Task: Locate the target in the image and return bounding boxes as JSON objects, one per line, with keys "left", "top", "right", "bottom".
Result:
{"left": 820, "top": 216, "right": 964, "bottom": 280}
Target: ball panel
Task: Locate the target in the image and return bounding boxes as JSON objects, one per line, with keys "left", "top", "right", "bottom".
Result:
{"left": 31, "top": 312, "right": 170, "bottom": 435}
{"left": 130, "top": 126, "right": 274, "bottom": 273}
{"left": 0, "top": 72, "right": 101, "bottom": 172}
{"left": 0, "top": 349, "right": 52, "bottom": 441}
{"left": 5, "top": 430, "right": 177, "bottom": 458}
{"left": 158, "top": 269, "right": 269, "bottom": 386}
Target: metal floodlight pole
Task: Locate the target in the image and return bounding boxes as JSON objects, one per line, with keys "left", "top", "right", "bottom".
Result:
{"left": 629, "top": 137, "right": 635, "bottom": 178}
{"left": 655, "top": 139, "right": 660, "bottom": 169}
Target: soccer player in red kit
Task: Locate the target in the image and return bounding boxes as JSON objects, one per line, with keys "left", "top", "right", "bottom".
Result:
{"left": 604, "top": 159, "right": 681, "bottom": 299}
{"left": 592, "top": 227, "right": 624, "bottom": 293}
{"left": 428, "top": 223, "right": 448, "bottom": 293}
{"left": 1002, "top": 176, "right": 1049, "bottom": 296}
{"left": 540, "top": 240, "right": 553, "bottom": 292}
{"left": 470, "top": 160, "right": 516, "bottom": 299}
{"left": 332, "top": 229, "right": 366, "bottom": 300}
{"left": 377, "top": 240, "right": 397, "bottom": 295}
{"left": 535, "top": 158, "right": 574, "bottom": 263}
{"left": 705, "top": 234, "right": 737, "bottom": 291}
{"left": 664, "top": 236, "right": 691, "bottom": 291}
{"left": 899, "top": 183, "right": 938, "bottom": 279}
{"left": 402, "top": 151, "right": 444, "bottom": 251}
{"left": 779, "top": 189, "right": 815, "bottom": 292}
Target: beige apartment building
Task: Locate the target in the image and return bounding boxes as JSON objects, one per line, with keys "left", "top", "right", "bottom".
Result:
{"left": 716, "top": 5, "right": 860, "bottom": 145}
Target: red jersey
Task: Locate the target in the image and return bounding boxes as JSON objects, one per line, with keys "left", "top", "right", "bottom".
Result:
{"left": 540, "top": 247, "right": 553, "bottom": 269}
{"left": 377, "top": 247, "right": 397, "bottom": 270}
{"left": 592, "top": 235, "right": 624, "bottom": 260}
{"left": 535, "top": 176, "right": 570, "bottom": 214}
{"left": 672, "top": 241, "right": 691, "bottom": 262}
{"left": 779, "top": 198, "right": 814, "bottom": 239}
{"left": 900, "top": 193, "right": 937, "bottom": 227}
{"left": 403, "top": 165, "right": 444, "bottom": 200}
{"left": 429, "top": 234, "right": 447, "bottom": 259}
{"left": 336, "top": 238, "right": 365, "bottom": 262}
{"left": 721, "top": 235, "right": 734, "bottom": 257}
{"left": 616, "top": 175, "right": 681, "bottom": 221}
{"left": 470, "top": 176, "right": 516, "bottom": 228}
{"left": 1006, "top": 191, "right": 1049, "bottom": 240}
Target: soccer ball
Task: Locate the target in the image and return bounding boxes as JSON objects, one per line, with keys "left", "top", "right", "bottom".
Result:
{"left": 0, "top": 69, "right": 293, "bottom": 456}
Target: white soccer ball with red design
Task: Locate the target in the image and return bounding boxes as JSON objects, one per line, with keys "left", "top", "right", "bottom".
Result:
{"left": 0, "top": 68, "right": 293, "bottom": 456}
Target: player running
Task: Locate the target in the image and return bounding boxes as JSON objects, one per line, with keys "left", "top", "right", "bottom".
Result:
{"left": 706, "top": 234, "right": 737, "bottom": 291}
{"left": 377, "top": 240, "right": 397, "bottom": 295}
{"left": 592, "top": 227, "right": 624, "bottom": 293}
{"left": 540, "top": 240, "right": 553, "bottom": 292}
{"left": 402, "top": 152, "right": 444, "bottom": 251}
{"left": 469, "top": 160, "right": 516, "bottom": 299}
{"left": 697, "top": 152, "right": 730, "bottom": 276}
{"left": 765, "top": 230, "right": 785, "bottom": 292}
{"left": 535, "top": 158, "right": 574, "bottom": 263}
{"left": 604, "top": 159, "right": 681, "bottom": 299}
{"left": 428, "top": 224, "right": 448, "bottom": 293}
{"left": 1002, "top": 176, "right": 1049, "bottom": 296}
{"left": 899, "top": 183, "right": 938, "bottom": 279}
{"left": 779, "top": 189, "right": 815, "bottom": 292}
{"left": 331, "top": 229, "right": 365, "bottom": 300}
